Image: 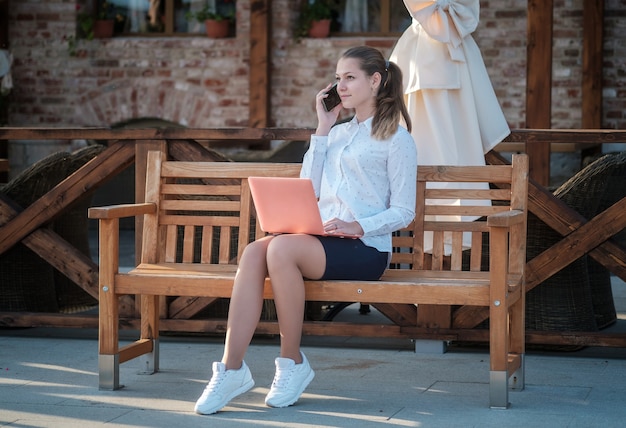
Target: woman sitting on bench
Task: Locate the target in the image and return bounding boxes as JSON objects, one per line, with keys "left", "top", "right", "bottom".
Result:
{"left": 194, "top": 45, "right": 418, "bottom": 415}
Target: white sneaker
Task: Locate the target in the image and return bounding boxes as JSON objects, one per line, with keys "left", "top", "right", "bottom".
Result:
{"left": 194, "top": 361, "right": 255, "bottom": 415}
{"left": 265, "top": 352, "right": 315, "bottom": 408}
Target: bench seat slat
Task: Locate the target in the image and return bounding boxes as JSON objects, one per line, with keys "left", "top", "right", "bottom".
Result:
{"left": 125, "top": 262, "right": 507, "bottom": 279}
{"left": 114, "top": 263, "right": 521, "bottom": 307}
{"left": 115, "top": 274, "right": 492, "bottom": 306}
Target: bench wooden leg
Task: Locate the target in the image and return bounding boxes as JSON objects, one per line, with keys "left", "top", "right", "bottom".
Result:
{"left": 415, "top": 304, "right": 451, "bottom": 353}
{"left": 489, "top": 228, "right": 510, "bottom": 409}
{"left": 98, "top": 218, "right": 122, "bottom": 390}
{"left": 138, "top": 294, "right": 160, "bottom": 374}
{"left": 509, "top": 278, "right": 526, "bottom": 392}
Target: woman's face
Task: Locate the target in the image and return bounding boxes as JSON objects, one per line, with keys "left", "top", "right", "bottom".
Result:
{"left": 334, "top": 57, "right": 379, "bottom": 113}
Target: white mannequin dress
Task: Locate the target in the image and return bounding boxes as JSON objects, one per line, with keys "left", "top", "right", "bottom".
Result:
{"left": 389, "top": 0, "right": 510, "bottom": 253}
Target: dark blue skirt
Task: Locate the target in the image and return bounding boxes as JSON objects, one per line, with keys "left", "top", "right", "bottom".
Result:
{"left": 314, "top": 236, "right": 388, "bottom": 280}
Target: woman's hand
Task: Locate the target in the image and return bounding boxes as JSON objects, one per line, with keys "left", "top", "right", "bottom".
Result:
{"left": 323, "top": 218, "right": 364, "bottom": 238}
{"left": 315, "top": 83, "right": 341, "bottom": 136}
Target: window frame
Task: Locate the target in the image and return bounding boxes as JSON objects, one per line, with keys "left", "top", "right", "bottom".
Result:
{"left": 329, "top": 0, "right": 409, "bottom": 38}
{"left": 92, "top": 0, "right": 406, "bottom": 38}
{"left": 95, "top": 0, "right": 236, "bottom": 37}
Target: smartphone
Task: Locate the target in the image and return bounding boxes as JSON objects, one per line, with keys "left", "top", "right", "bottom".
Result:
{"left": 322, "top": 83, "right": 341, "bottom": 111}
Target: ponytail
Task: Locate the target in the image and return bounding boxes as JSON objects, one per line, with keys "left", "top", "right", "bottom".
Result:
{"left": 373, "top": 60, "right": 411, "bottom": 140}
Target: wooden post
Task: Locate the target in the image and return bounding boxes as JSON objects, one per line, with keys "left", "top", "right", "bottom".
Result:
{"left": 526, "top": 0, "right": 553, "bottom": 186}
{"left": 248, "top": 0, "right": 271, "bottom": 149}
{"left": 0, "top": 0, "right": 9, "bottom": 182}
{"left": 134, "top": 140, "right": 167, "bottom": 265}
{"left": 582, "top": 0, "right": 604, "bottom": 129}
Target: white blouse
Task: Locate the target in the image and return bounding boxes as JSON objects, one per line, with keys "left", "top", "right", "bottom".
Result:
{"left": 301, "top": 117, "right": 417, "bottom": 253}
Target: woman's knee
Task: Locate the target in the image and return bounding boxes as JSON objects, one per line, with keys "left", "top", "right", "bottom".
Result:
{"left": 265, "top": 235, "right": 300, "bottom": 262}
{"left": 239, "top": 237, "right": 272, "bottom": 271}
{"left": 266, "top": 235, "right": 325, "bottom": 278}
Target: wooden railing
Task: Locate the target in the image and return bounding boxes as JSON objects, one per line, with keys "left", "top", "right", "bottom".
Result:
{"left": 0, "top": 127, "right": 625, "bottom": 348}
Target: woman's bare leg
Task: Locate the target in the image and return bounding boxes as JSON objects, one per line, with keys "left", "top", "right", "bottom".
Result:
{"left": 266, "top": 234, "right": 326, "bottom": 363}
{"left": 222, "top": 236, "right": 273, "bottom": 370}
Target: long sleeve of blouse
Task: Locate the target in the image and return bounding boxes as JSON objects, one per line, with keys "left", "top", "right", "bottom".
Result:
{"left": 300, "top": 118, "right": 417, "bottom": 253}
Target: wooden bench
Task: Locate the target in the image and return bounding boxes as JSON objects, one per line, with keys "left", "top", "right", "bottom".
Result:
{"left": 89, "top": 150, "right": 529, "bottom": 409}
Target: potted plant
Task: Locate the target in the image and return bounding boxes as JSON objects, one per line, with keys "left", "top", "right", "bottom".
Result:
{"left": 186, "top": 4, "right": 233, "bottom": 38}
{"left": 94, "top": 1, "right": 115, "bottom": 38}
{"left": 76, "top": 8, "right": 95, "bottom": 41}
{"left": 65, "top": 5, "right": 94, "bottom": 56}
{"left": 297, "top": 0, "right": 335, "bottom": 39}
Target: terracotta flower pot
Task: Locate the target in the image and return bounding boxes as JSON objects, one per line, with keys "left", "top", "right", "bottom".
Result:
{"left": 94, "top": 19, "right": 115, "bottom": 38}
{"left": 205, "top": 19, "right": 229, "bottom": 38}
{"left": 308, "top": 19, "right": 331, "bottom": 38}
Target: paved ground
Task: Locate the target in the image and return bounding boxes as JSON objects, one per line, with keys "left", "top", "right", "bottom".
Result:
{"left": 2, "top": 280, "right": 626, "bottom": 428}
{"left": 1, "top": 231, "right": 624, "bottom": 427}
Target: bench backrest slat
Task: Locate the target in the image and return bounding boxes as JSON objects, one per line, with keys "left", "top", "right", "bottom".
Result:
{"left": 142, "top": 151, "right": 528, "bottom": 273}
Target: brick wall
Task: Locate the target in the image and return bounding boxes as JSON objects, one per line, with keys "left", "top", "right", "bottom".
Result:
{"left": 4, "top": 0, "right": 626, "bottom": 171}
{"left": 472, "top": 1, "right": 527, "bottom": 129}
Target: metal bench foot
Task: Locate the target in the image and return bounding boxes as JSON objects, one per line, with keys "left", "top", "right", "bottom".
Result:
{"left": 138, "top": 339, "right": 159, "bottom": 375}
{"left": 489, "top": 370, "right": 510, "bottom": 409}
{"left": 414, "top": 339, "right": 447, "bottom": 354}
{"left": 509, "top": 354, "right": 525, "bottom": 391}
{"left": 99, "top": 354, "right": 121, "bottom": 390}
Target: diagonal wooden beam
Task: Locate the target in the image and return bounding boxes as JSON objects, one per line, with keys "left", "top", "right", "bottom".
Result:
{"left": 0, "top": 195, "right": 99, "bottom": 298}
{"left": 527, "top": 178, "right": 626, "bottom": 282}
{"left": 525, "top": 198, "right": 626, "bottom": 289}
{"left": 487, "top": 151, "right": 626, "bottom": 281}
{"left": 0, "top": 141, "right": 135, "bottom": 256}
{"left": 373, "top": 303, "right": 418, "bottom": 326}
{"left": 454, "top": 152, "right": 626, "bottom": 328}
{"left": 537, "top": 191, "right": 626, "bottom": 281}
{"left": 455, "top": 194, "right": 626, "bottom": 329}
{"left": 169, "top": 296, "right": 220, "bottom": 319}
{"left": 168, "top": 139, "right": 232, "bottom": 162}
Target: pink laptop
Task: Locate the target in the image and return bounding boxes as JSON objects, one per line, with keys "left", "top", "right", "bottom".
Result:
{"left": 248, "top": 176, "right": 358, "bottom": 238}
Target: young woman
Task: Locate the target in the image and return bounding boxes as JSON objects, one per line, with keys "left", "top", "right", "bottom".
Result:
{"left": 194, "top": 45, "right": 417, "bottom": 415}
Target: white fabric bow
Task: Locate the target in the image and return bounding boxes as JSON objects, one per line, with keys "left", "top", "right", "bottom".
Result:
{"left": 390, "top": 0, "right": 479, "bottom": 92}
{"left": 407, "top": 0, "right": 479, "bottom": 60}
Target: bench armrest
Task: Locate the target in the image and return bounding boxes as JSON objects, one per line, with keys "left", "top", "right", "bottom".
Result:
{"left": 88, "top": 202, "right": 156, "bottom": 220}
{"left": 486, "top": 209, "right": 525, "bottom": 228}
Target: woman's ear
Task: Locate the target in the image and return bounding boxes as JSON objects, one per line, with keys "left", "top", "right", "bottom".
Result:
{"left": 371, "top": 72, "right": 382, "bottom": 92}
